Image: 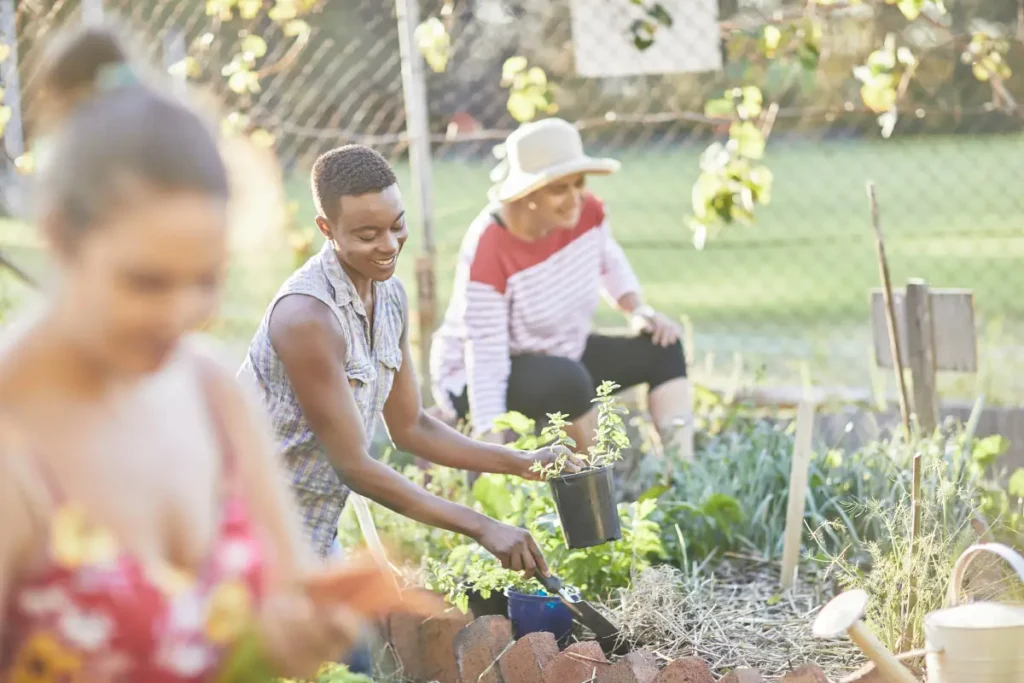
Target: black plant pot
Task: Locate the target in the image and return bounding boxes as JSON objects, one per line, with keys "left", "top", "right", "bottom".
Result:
{"left": 466, "top": 588, "right": 509, "bottom": 618}
{"left": 549, "top": 465, "right": 621, "bottom": 549}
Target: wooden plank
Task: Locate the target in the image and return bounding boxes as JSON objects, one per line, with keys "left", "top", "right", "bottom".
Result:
{"left": 871, "top": 288, "right": 977, "bottom": 372}
{"left": 780, "top": 400, "right": 815, "bottom": 591}
{"left": 904, "top": 280, "right": 939, "bottom": 433}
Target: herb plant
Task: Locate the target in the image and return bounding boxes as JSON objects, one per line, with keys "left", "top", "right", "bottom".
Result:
{"left": 529, "top": 381, "right": 630, "bottom": 480}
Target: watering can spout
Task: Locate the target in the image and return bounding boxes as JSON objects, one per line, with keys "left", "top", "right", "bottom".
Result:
{"left": 813, "top": 590, "right": 918, "bottom": 683}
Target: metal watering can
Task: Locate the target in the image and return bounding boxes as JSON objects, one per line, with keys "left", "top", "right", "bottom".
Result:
{"left": 813, "top": 542, "right": 1024, "bottom": 683}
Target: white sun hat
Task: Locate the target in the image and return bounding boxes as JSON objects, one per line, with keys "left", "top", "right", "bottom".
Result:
{"left": 488, "top": 117, "right": 621, "bottom": 203}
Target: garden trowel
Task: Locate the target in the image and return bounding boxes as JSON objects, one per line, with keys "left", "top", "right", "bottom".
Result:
{"left": 539, "top": 573, "right": 628, "bottom": 655}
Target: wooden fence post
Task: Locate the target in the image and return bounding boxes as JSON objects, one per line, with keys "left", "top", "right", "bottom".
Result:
{"left": 904, "top": 279, "right": 938, "bottom": 434}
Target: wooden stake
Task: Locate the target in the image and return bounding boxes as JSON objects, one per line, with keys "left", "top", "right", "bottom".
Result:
{"left": 904, "top": 279, "right": 938, "bottom": 434}
{"left": 780, "top": 400, "right": 815, "bottom": 590}
{"left": 866, "top": 182, "right": 911, "bottom": 439}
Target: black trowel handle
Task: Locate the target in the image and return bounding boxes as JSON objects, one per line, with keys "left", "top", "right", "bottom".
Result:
{"left": 539, "top": 574, "right": 563, "bottom": 595}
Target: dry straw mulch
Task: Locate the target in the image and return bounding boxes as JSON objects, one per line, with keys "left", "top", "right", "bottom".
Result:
{"left": 613, "top": 559, "right": 864, "bottom": 680}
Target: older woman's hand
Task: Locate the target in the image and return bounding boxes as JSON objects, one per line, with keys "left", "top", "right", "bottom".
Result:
{"left": 634, "top": 308, "right": 682, "bottom": 348}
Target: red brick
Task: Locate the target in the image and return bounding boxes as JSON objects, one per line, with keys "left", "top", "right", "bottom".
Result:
{"left": 388, "top": 612, "right": 427, "bottom": 681}
{"left": 421, "top": 611, "right": 474, "bottom": 683}
{"left": 542, "top": 641, "right": 609, "bottom": 683}
{"left": 652, "top": 657, "right": 714, "bottom": 683}
{"left": 499, "top": 632, "right": 559, "bottom": 683}
{"left": 720, "top": 669, "right": 763, "bottom": 683}
{"left": 781, "top": 664, "right": 829, "bottom": 683}
{"left": 596, "top": 651, "right": 659, "bottom": 683}
{"left": 455, "top": 616, "right": 514, "bottom": 683}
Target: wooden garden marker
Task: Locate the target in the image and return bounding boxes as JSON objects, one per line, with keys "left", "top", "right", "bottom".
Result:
{"left": 780, "top": 400, "right": 815, "bottom": 591}
{"left": 870, "top": 285, "right": 977, "bottom": 432}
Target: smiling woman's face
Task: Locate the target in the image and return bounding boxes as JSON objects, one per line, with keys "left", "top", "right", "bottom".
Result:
{"left": 325, "top": 183, "right": 408, "bottom": 282}
{"left": 523, "top": 173, "right": 587, "bottom": 230}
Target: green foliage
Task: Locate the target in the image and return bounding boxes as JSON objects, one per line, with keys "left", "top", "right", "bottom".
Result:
{"left": 884, "top": 0, "right": 946, "bottom": 21}
{"left": 280, "top": 663, "right": 374, "bottom": 683}
{"left": 414, "top": 16, "right": 452, "bottom": 73}
{"left": 812, "top": 430, "right": 1008, "bottom": 651}
{"left": 690, "top": 86, "right": 773, "bottom": 249}
{"left": 627, "top": 0, "right": 674, "bottom": 51}
{"left": 650, "top": 396, "right": 1022, "bottom": 573}
{"left": 423, "top": 555, "right": 540, "bottom": 614}
{"left": 588, "top": 381, "right": 630, "bottom": 470}
{"left": 962, "top": 32, "right": 1013, "bottom": 83}
{"left": 168, "top": 0, "right": 314, "bottom": 146}
{"left": 501, "top": 57, "right": 558, "bottom": 123}
{"left": 854, "top": 33, "right": 918, "bottom": 138}
{"left": 528, "top": 382, "right": 629, "bottom": 480}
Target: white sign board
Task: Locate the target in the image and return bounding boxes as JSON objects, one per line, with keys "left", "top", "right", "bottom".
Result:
{"left": 570, "top": 0, "right": 722, "bottom": 78}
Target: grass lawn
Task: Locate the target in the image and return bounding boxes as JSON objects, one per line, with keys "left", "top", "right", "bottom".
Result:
{"left": 4, "top": 133, "right": 1024, "bottom": 396}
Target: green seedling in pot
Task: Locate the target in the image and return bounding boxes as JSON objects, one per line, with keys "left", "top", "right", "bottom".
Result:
{"left": 530, "top": 381, "right": 630, "bottom": 480}
{"left": 424, "top": 556, "right": 541, "bottom": 614}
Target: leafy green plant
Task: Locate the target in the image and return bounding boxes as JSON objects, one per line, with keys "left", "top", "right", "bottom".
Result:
{"left": 627, "top": 0, "right": 673, "bottom": 51}
{"left": 280, "top": 662, "right": 374, "bottom": 683}
{"left": 690, "top": 86, "right": 774, "bottom": 249}
{"left": 501, "top": 56, "right": 558, "bottom": 123}
{"left": 962, "top": 32, "right": 1012, "bottom": 84}
{"left": 854, "top": 33, "right": 918, "bottom": 138}
{"left": 424, "top": 555, "right": 540, "bottom": 614}
{"left": 530, "top": 381, "right": 630, "bottom": 480}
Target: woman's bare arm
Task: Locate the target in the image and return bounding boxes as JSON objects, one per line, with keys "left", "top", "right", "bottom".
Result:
{"left": 0, "top": 420, "right": 43, "bottom": 643}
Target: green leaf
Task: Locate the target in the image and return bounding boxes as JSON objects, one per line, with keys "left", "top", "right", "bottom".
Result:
{"left": 283, "top": 19, "right": 312, "bottom": 38}
{"left": 0, "top": 44, "right": 11, "bottom": 63}
{"left": 629, "top": 18, "right": 657, "bottom": 51}
{"left": 704, "top": 98, "right": 735, "bottom": 119}
{"left": 861, "top": 82, "right": 897, "bottom": 114}
{"left": 241, "top": 34, "right": 268, "bottom": 59}
{"left": 762, "top": 25, "right": 782, "bottom": 56}
{"left": 896, "top": 0, "right": 921, "bottom": 20}
{"left": 524, "top": 67, "right": 548, "bottom": 87}
{"left": 738, "top": 86, "right": 763, "bottom": 119}
{"left": 1008, "top": 468, "right": 1024, "bottom": 499}
{"left": 238, "top": 0, "right": 262, "bottom": 19}
{"left": 502, "top": 56, "right": 528, "bottom": 83}
{"left": 973, "top": 435, "right": 1010, "bottom": 468}
{"left": 268, "top": 1, "right": 298, "bottom": 21}
{"left": 507, "top": 91, "right": 537, "bottom": 122}
{"left": 639, "top": 484, "right": 670, "bottom": 502}
{"left": 646, "top": 3, "right": 673, "bottom": 27}
{"left": 472, "top": 474, "right": 517, "bottom": 520}
{"left": 730, "top": 121, "right": 766, "bottom": 160}
{"left": 227, "top": 69, "right": 259, "bottom": 94}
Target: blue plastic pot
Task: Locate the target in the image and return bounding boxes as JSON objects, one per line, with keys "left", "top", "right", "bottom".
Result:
{"left": 507, "top": 589, "right": 574, "bottom": 647}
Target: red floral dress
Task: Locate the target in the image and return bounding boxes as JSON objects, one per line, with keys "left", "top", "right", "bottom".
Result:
{"left": 0, "top": 384, "right": 266, "bottom": 683}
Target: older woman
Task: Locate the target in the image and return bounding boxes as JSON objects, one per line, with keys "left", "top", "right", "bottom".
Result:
{"left": 430, "top": 118, "right": 693, "bottom": 459}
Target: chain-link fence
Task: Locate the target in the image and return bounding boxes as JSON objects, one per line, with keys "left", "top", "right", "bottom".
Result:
{"left": 2, "top": 0, "right": 1023, "bottom": 403}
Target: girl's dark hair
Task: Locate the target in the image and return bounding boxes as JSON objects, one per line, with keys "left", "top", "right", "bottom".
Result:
{"left": 38, "top": 24, "right": 229, "bottom": 240}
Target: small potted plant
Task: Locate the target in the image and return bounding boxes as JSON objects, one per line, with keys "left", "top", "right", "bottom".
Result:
{"left": 424, "top": 558, "right": 574, "bottom": 646}
{"left": 531, "top": 381, "right": 629, "bottom": 549}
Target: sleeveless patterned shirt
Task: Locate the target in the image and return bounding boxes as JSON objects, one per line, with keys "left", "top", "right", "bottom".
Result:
{"left": 238, "top": 242, "right": 404, "bottom": 558}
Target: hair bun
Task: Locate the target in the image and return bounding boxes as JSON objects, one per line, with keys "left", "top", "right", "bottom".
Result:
{"left": 40, "top": 24, "right": 130, "bottom": 100}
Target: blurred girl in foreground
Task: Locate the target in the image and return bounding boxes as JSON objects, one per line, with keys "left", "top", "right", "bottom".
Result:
{"left": 0, "top": 24, "right": 363, "bottom": 681}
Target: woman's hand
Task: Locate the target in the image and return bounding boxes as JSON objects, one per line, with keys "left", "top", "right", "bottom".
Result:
{"left": 257, "top": 591, "right": 363, "bottom": 679}
{"left": 517, "top": 445, "right": 582, "bottom": 481}
{"left": 632, "top": 307, "right": 682, "bottom": 347}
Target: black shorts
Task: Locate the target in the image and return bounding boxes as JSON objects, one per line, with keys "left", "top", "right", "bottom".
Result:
{"left": 451, "top": 332, "right": 687, "bottom": 424}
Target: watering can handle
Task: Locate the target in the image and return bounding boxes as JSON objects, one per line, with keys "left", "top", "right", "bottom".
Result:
{"left": 948, "top": 542, "right": 1024, "bottom": 606}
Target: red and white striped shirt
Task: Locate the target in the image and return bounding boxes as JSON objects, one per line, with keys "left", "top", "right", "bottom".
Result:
{"left": 429, "top": 193, "right": 640, "bottom": 436}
